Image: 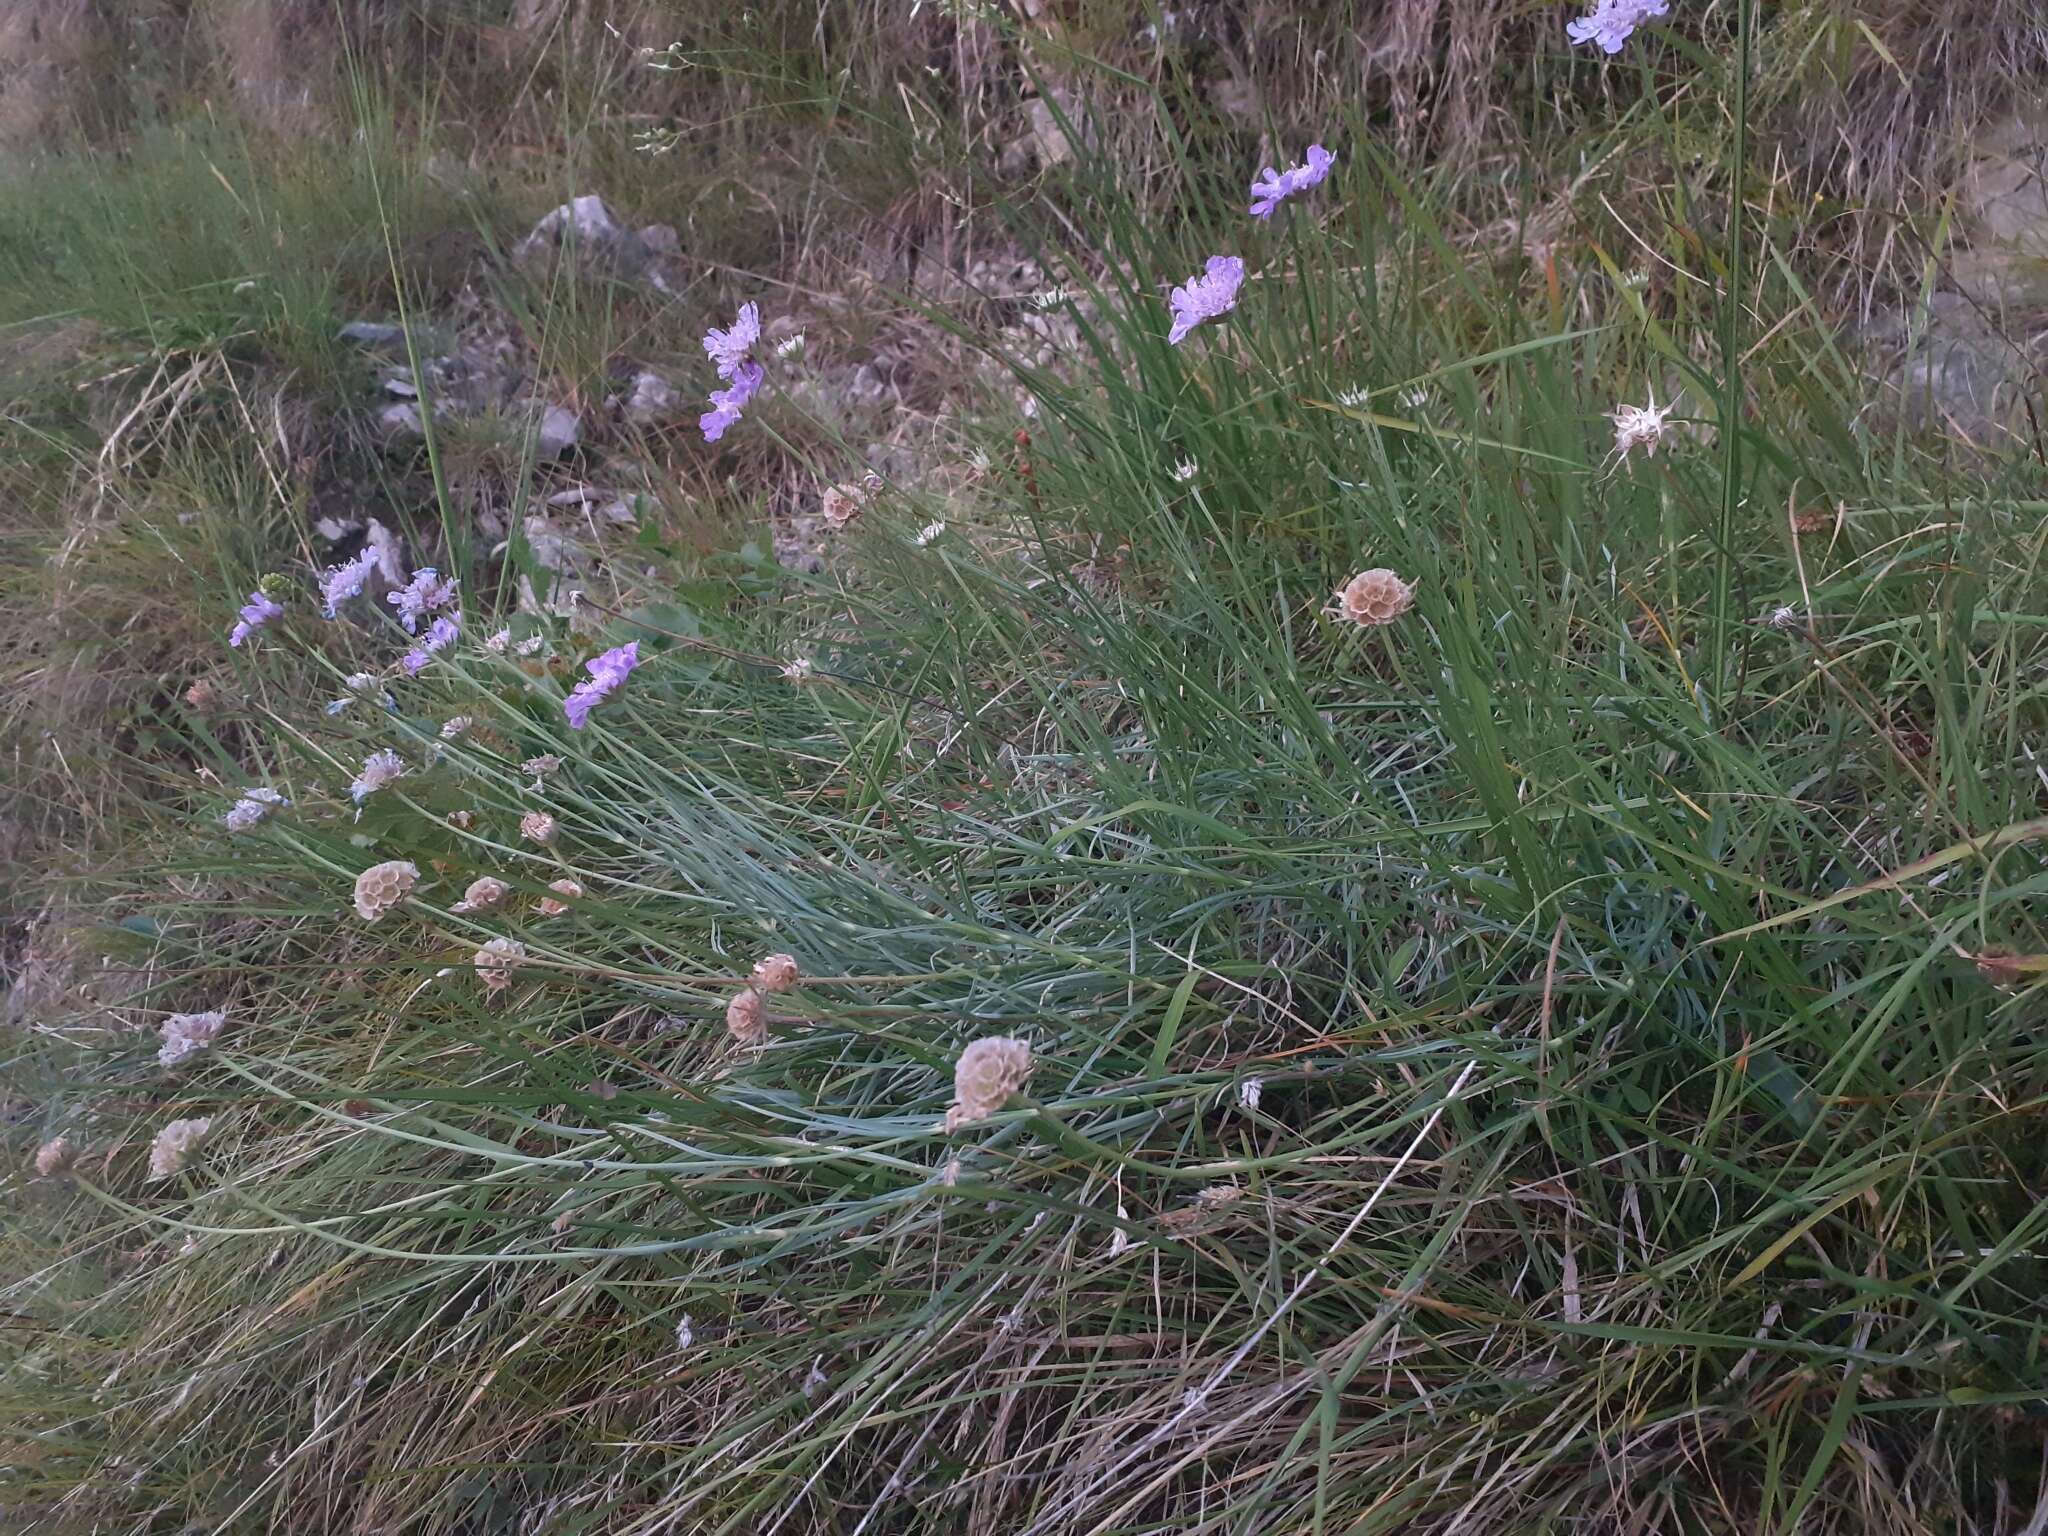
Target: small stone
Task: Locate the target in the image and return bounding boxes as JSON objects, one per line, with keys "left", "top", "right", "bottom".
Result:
{"left": 624, "top": 370, "right": 678, "bottom": 424}
{"left": 536, "top": 405, "right": 580, "bottom": 458}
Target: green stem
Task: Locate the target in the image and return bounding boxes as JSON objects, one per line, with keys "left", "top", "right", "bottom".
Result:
{"left": 1714, "top": 0, "right": 1752, "bottom": 714}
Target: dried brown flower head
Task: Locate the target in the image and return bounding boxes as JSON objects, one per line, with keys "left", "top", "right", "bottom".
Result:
{"left": 750, "top": 953, "right": 801, "bottom": 994}
{"left": 34, "top": 1136, "right": 74, "bottom": 1177}
{"left": 1333, "top": 568, "right": 1415, "bottom": 627}
{"left": 183, "top": 679, "right": 218, "bottom": 712}
{"left": 520, "top": 811, "right": 558, "bottom": 846}
{"left": 353, "top": 860, "right": 420, "bottom": 923}
{"left": 726, "top": 987, "right": 768, "bottom": 1045}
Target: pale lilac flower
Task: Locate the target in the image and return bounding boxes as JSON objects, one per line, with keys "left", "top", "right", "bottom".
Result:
{"left": 1567, "top": 0, "right": 1669, "bottom": 54}
{"left": 703, "top": 302, "right": 762, "bottom": 379}
{"left": 318, "top": 549, "right": 379, "bottom": 618}
{"left": 158, "top": 1010, "right": 227, "bottom": 1068}
{"left": 147, "top": 1117, "right": 213, "bottom": 1181}
{"left": 781, "top": 657, "right": 816, "bottom": 684}
{"left": 700, "top": 362, "right": 764, "bottom": 444}
{"left": 563, "top": 641, "right": 641, "bottom": 730}
{"left": 484, "top": 628, "right": 512, "bottom": 654}
{"left": 1608, "top": 392, "right": 1678, "bottom": 463}
{"left": 228, "top": 590, "right": 282, "bottom": 648}
{"left": 220, "top": 786, "right": 288, "bottom": 832}
{"left": 387, "top": 568, "right": 459, "bottom": 633}
{"left": 1249, "top": 143, "right": 1335, "bottom": 219}
{"left": 1166, "top": 256, "right": 1245, "bottom": 345}
{"left": 350, "top": 748, "right": 407, "bottom": 805}
{"left": 401, "top": 614, "right": 461, "bottom": 675}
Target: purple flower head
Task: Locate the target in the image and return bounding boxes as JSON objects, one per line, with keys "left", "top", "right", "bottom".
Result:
{"left": 229, "top": 589, "right": 283, "bottom": 648}
{"left": 1166, "top": 256, "right": 1246, "bottom": 346}
{"left": 563, "top": 640, "right": 641, "bottom": 730}
{"left": 318, "top": 549, "right": 378, "bottom": 619}
{"left": 700, "top": 361, "right": 764, "bottom": 444}
{"left": 703, "top": 302, "right": 762, "bottom": 381}
{"left": 1249, "top": 144, "right": 1336, "bottom": 219}
{"left": 401, "top": 614, "right": 462, "bottom": 675}
{"left": 387, "top": 567, "right": 459, "bottom": 633}
{"left": 1567, "top": 0, "right": 1668, "bottom": 53}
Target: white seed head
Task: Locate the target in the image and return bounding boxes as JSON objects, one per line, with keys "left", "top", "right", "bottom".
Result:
{"left": 473, "top": 937, "right": 528, "bottom": 995}
{"left": 950, "top": 1035, "right": 1033, "bottom": 1126}
{"left": 1333, "top": 568, "right": 1416, "bottom": 627}
{"left": 535, "top": 878, "right": 582, "bottom": 916}
{"left": 147, "top": 1117, "right": 213, "bottom": 1181}
{"left": 452, "top": 876, "right": 511, "bottom": 914}
{"left": 352, "top": 860, "right": 420, "bottom": 922}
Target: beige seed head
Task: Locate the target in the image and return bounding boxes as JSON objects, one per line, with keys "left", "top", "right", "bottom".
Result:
{"left": 726, "top": 987, "right": 768, "bottom": 1045}
{"left": 520, "top": 811, "right": 558, "bottom": 846}
{"left": 352, "top": 860, "right": 420, "bottom": 923}
{"left": 147, "top": 1117, "right": 213, "bottom": 1181}
{"left": 474, "top": 937, "right": 528, "bottom": 995}
{"left": 34, "top": 1136, "right": 74, "bottom": 1177}
{"left": 820, "top": 483, "right": 866, "bottom": 531}
{"left": 750, "top": 953, "right": 801, "bottom": 994}
{"left": 1333, "top": 568, "right": 1415, "bottom": 627}
{"left": 452, "top": 876, "right": 511, "bottom": 914}
{"left": 535, "top": 877, "right": 582, "bottom": 917}
{"left": 950, "top": 1035, "right": 1033, "bottom": 1126}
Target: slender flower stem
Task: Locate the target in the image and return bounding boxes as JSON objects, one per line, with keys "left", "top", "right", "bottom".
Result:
{"left": 1713, "top": 0, "right": 1752, "bottom": 714}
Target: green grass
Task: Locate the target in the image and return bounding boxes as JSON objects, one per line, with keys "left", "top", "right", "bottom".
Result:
{"left": 5, "top": 7, "right": 2048, "bottom": 1533}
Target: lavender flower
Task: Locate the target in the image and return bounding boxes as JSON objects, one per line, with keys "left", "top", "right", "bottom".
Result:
{"left": 147, "top": 1117, "right": 213, "bottom": 1181}
{"left": 401, "top": 614, "right": 461, "bottom": 676}
{"left": 158, "top": 1009, "right": 227, "bottom": 1068}
{"left": 350, "top": 748, "right": 407, "bottom": 805}
{"left": 1249, "top": 143, "right": 1336, "bottom": 219}
{"left": 563, "top": 641, "right": 641, "bottom": 730}
{"left": 700, "top": 301, "right": 767, "bottom": 443}
{"left": 318, "top": 549, "right": 379, "bottom": 618}
{"left": 703, "top": 302, "right": 762, "bottom": 379}
{"left": 1567, "top": 0, "right": 1669, "bottom": 53}
{"left": 228, "top": 590, "right": 282, "bottom": 648}
{"left": 1166, "top": 256, "right": 1246, "bottom": 346}
{"left": 700, "top": 362, "right": 764, "bottom": 444}
{"left": 387, "top": 568, "right": 459, "bottom": 634}
{"left": 220, "top": 786, "right": 288, "bottom": 832}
